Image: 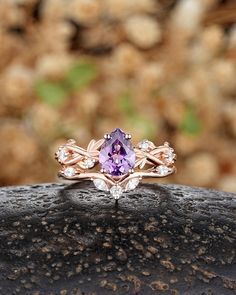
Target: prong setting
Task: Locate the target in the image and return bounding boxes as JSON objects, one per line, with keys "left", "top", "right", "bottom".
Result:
{"left": 125, "top": 134, "right": 131, "bottom": 139}
{"left": 67, "top": 139, "right": 76, "bottom": 145}
{"left": 104, "top": 134, "right": 111, "bottom": 140}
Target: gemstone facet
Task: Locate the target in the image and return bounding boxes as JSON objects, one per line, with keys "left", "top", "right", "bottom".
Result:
{"left": 156, "top": 165, "right": 169, "bottom": 176}
{"left": 110, "top": 185, "right": 123, "bottom": 199}
{"left": 137, "top": 139, "right": 154, "bottom": 151}
{"left": 99, "top": 128, "right": 136, "bottom": 176}
{"left": 64, "top": 167, "right": 76, "bottom": 177}
{"left": 93, "top": 179, "right": 108, "bottom": 191}
{"left": 83, "top": 158, "right": 95, "bottom": 169}
{"left": 58, "top": 148, "right": 69, "bottom": 163}
{"left": 164, "top": 150, "right": 175, "bottom": 164}
{"left": 125, "top": 178, "right": 140, "bottom": 191}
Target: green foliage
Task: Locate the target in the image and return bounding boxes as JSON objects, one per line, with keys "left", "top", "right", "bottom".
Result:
{"left": 118, "top": 92, "right": 157, "bottom": 139}
{"left": 130, "top": 115, "right": 157, "bottom": 139}
{"left": 180, "top": 105, "right": 202, "bottom": 135}
{"left": 119, "top": 92, "right": 135, "bottom": 116}
{"left": 66, "top": 62, "right": 97, "bottom": 90}
{"left": 35, "top": 61, "right": 97, "bottom": 106}
{"left": 35, "top": 80, "right": 68, "bottom": 107}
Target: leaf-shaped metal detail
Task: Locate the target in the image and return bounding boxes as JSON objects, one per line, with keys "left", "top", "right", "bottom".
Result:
{"left": 93, "top": 139, "right": 105, "bottom": 150}
{"left": 87, "top": 139, "right": 97, "bottom": 152}
{"left": 87, "top": 139, "right": 105, "bottom": 152}
{"left": 139, "top": 158, "right": 147, "bottom": 169}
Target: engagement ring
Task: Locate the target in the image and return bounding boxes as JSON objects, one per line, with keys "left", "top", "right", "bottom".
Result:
{"left": 55, "top": 128, "right": 176, "bottom": 200}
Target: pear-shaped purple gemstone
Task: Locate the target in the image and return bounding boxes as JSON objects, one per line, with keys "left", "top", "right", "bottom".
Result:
{"left": 99, "top": 128, "right": 136, "bottom": 176}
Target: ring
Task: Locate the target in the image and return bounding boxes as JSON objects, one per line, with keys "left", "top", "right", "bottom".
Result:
{"left": 55, "top": 128, "right": 176, "bottom": 200}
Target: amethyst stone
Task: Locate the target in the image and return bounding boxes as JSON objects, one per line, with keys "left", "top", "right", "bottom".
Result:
{"left": 99, "top": 128, "right": 136, "bottom": 176}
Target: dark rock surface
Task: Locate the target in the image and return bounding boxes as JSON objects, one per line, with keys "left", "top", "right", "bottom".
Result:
{"left": 0, "top": 182, "right": 235, "bottom": 295}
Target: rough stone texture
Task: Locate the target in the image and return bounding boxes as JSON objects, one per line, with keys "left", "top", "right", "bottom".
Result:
{"left": 0, "top": 182, "right": 235, "bottom": 295}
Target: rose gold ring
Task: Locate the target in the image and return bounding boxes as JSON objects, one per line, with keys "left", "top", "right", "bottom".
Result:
{"left": 55, "top": 128, "right": 176, "bottom": 200}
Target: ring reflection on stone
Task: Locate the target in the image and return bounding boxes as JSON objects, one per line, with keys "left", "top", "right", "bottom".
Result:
{"left": 55, "top": 128, "right": 177, "bottom": 200}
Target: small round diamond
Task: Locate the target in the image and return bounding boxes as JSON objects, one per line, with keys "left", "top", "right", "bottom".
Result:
{"left": 165, "top": 150, "right": 175, "bottom": 164}
{"left": 138, "top": 140, "right": 149, "bottom": 151}
{"left": 58, "top": 148, "right": 68, "bottom": 162}
{"left": 64, "top": 167, "right": 76, "bottom": 177}
{"left": 156, "top": 165, "right": 169, "bottom": 176}
{"left": 138, "top": 140, "right": 154, "bottom": 151}
{"left": 83, "top": 158, "right": 95, "bottom": 169}
{"left": 110, "top": 185, "right": 123, "bottom": 199}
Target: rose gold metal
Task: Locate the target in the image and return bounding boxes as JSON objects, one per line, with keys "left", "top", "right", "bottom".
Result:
{"left": 55, "top": 136, "right": 176, "bottom": 196}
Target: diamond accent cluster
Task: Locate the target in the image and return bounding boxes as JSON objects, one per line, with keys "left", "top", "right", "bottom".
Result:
{"left": 92, "top": 177, "right": 140, "bottom": 200}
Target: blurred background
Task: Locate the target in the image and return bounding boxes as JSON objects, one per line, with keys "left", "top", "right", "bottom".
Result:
{"left": 0, "top": 0, "right": 236, "bottom": 192}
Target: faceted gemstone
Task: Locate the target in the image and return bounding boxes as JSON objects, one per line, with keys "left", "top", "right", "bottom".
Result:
{"left": 83, "top": 158, "right": 95, "bottom": 169}
{"left": 58, "top": 148, "right": 69, "bottom": 163}
{"left": 164, "top": 150, "right": 175, "bottom": 164}
{"left": 125, "top": 178, "right": 140, "bottom": 191}
{"left": 99, "top": 128, "right": 136, "bottom": 176}
{"left": 93, "top": 179, "right": 108, "bottom": 191}
{"left": 64, "top": 167, "right": 76, "bottom": 177}
{"left": 137, "top": 139, "right": 154, "bottom": 151}
{"left": 156, "top": 165, "right": 169, "bottom": 176}
{"left": 138, "top": 139, "right": 150, "bottom": 151}
{"left": 110, "top": 185, "right": 123, "bottom": 199}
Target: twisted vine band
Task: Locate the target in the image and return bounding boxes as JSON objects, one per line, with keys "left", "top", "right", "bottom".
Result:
{"left": 55, "top": 128, "right": 176, "bottom": 200}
